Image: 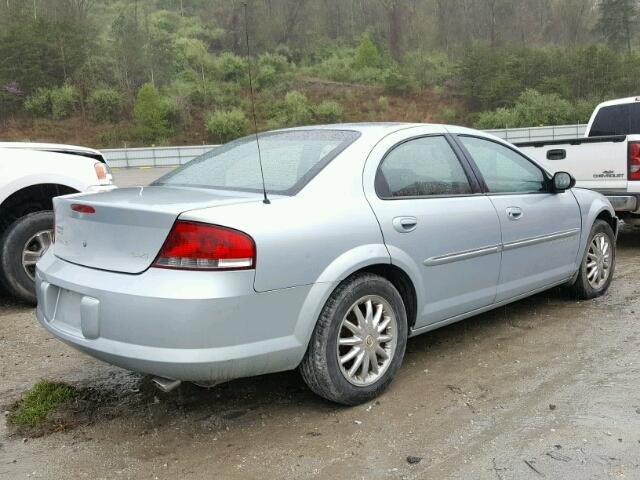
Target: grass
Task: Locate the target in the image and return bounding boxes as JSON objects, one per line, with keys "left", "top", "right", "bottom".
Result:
{"left": 7, "top": 380, "right": 79, "bottom": 429}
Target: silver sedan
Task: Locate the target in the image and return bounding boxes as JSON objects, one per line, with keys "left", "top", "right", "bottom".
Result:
{"left": 36, "top": 124, "right": 617, "bottom": 405}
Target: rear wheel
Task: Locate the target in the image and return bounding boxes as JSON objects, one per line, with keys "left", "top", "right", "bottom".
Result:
{"left": 573, "top": 219, "right": 616, "bottom": 300}
{"left": 300, "top": 273, "right": 408, "bottom": 405}
{"left": 0, "top": 211, "right": 53, "bottom": 305}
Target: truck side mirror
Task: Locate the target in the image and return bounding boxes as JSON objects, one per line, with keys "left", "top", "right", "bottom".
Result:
{"left": 552, "top": 171, "right": 575, "bottom": 192}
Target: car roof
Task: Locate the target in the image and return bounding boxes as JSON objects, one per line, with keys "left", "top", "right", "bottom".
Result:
{"left": 275, "top": 122, "right": 427, "bottom": 134}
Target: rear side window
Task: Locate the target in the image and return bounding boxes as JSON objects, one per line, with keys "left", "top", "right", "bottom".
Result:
{"left": 590, "top": 103, "right": 640, "bottom": 137}
{"left": 459, "top": 136, "right": 546, "bottom": 194}
{"left": 376, "top": 136, "right": 472, "bottom": 198}
{"left": 154, "top": 130, "right": 360, "bottom": 195}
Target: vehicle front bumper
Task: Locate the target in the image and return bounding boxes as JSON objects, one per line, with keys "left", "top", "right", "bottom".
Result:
{"left": 35, "top": 251, "right": 326, "bottom": 382}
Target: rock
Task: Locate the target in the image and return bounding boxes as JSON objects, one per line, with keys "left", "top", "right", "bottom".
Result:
{"left": 354, "top": 420, "right": 362, "bottom": 425}
{"left": 549, "top": 404, "right": 557, "bottom": 410}
{"left": 406, "top": 456, "right": 422, "bottom": 465}
{"left": 635, "top": 408, "right": 640, "bottom": 414}
{"left": 22, "top": 438, "right": 28, "bottom": 444}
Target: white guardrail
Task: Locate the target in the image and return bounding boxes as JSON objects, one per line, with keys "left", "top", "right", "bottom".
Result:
{"left": 102, "top": 124, "right": 589, "bottom": 168}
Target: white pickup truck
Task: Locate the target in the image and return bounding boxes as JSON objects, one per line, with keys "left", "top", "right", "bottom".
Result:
{"left": 516, "top": 97, "right": 640, "bottom": 225}
{"left": 0, "top": 143, "right": 114, "bottom": 303}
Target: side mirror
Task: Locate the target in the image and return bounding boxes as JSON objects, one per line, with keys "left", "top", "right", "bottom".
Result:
{"left": 552, "top": 171, "right": 575, "bottom": 192}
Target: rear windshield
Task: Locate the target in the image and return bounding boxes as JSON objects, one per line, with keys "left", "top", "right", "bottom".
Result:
{"left": 589, "top": 103, "right": 640, "bottom": 137}
{"left": 154, "top": 130, "right": 360, "bottom": 195}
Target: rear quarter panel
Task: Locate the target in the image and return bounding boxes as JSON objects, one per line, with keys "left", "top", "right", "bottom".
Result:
{"left": 180, "top": 130, "right": 392, "bottom": 293}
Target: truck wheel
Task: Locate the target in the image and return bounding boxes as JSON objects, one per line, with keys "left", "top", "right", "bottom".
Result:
{"left": 0, "top": 211, "right": 54, "bottom": 305}
{"left": 573, "top": 220, "right": 616, "bottom": 300}
{"left": 300, "top": 273, "right": 408, "bottom": 405}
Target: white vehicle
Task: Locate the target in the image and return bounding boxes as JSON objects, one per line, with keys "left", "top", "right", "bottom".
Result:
{"left": 516, "top": 97, "right": 640, "bottom": 225}
{"left": 0, "top": 144, "right": 114, "bottom": 303}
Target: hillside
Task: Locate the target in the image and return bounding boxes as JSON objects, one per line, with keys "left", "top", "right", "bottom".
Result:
{"left": 1, "top": 1, "right": 640, "bottom": 148}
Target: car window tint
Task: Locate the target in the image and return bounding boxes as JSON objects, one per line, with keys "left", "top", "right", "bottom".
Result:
{"left": 377, "top": 136, "right": 472, "bottom": 198}
{"left": 154, "top": 130, "right": 360, "bottom": 195}
{"left": 589, "top": 103, "right": 640, "bottom": 137}
{"left": 459, "top": 136, "right": 546, "bottom": 194}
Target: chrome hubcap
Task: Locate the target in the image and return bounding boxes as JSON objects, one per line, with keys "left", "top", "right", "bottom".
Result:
{"left": 22, "top": 230, "right": 53, "bottom": 281}
{"left": 336, "top": 295, "right": 397, "bottom": 387}
{"left": 586, "top": 233, "right": 612, "bottom": 289}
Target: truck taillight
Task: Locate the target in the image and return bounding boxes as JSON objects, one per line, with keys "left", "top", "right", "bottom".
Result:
{"left": 94, "top": 162, "right": 113, "bottom": 184}
{"left": 153, "top": 221, "right": 255, "bottom": 270}
{"left": 629, "top": 142, "right": 640, "bottom": 180}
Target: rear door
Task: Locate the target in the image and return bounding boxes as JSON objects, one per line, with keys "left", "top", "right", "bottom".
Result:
{"left": 364, "top": 128, "right": 502, "bottom": 329}
{"left": 517, "top": 137, "right": 628, "bottom": 191}
{"left": 456, "top": 135, "right": 581, "bottom": 302}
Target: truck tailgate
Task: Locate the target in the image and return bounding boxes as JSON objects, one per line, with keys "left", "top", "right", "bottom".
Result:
{"left": 516, "top": 136, "right": 627, "bottom": 190}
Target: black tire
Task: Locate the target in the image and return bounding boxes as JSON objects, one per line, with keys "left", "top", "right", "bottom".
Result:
{"left": 0, "top": 211, "right": 54, "bottom": 305}
{"left": 573, "top": 219, "right": 616, "bottom": 300}
{"left": 300, "top": 273, "right": 408, "bottom": 405}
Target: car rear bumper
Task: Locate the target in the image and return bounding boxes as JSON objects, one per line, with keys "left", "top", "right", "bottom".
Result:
{"left": 604, "top": 194, "right": 639, "bottom": 212}
{"left": 35, "top": 251, "right": 327, "bottom": 382}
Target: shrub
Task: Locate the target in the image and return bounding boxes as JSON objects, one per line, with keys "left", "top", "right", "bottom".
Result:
{"left": 215, "top": 52, "right": 247, "bottom": 82}
{"left": 475, "top": 107, "right": 519, "bottom": 129}
{"left": 433, "top": 106, "right": 461, "bottom": 124}
{"left": 313, "top": 101, "right": 344, "bottom": 124}
{"left": 282, "top": 91, "right": 314, "bottom": 125}
{"left": 88, "top": 87, "right": 123, "bottom": 122}
{"left": 205, "top": 109, "right": 248, "bottom": 142}
{"left": 24, "top": 88, "right": 51, "bottom": 117}
{"left": 355, "top": 34, "right": 381, "bottom": 69}
{"left": 474, "top": 89, "right": 590, "bottom": 129}
{"left": 383, "top": 67, "right": 414, "bottom": 94}
{"left": 402, "top": 51, "right": 456, "bottom": 90}
{"left": 50, "top": 85, "right": 78, "bottom": 120}
{"left": 378, "top": 96, "right": 389, "bottom": 111}
{"left": 133, "top": 83, "right": 170, "bottom": 143}
{"left": 269, "top": 91, "right": 345, "bottom": 128}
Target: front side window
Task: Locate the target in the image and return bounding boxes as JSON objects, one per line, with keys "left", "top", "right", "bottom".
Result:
{"left": 459, "top": 136, "right": 546, "bottom": 194}
{"left": 376, "top": 136, "right": 472, "bottom": 198}
{"left": 154, "top": 130, "right": 360, "bottom": 195}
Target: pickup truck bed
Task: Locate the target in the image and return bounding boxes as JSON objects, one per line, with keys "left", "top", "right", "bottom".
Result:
{"left": 516, "top": 135, "right": 640, "bottom": 215}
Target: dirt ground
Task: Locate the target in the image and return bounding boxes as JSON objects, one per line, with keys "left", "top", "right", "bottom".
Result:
{"left": 1, "top": 169, "right": 639, "bottom": 479}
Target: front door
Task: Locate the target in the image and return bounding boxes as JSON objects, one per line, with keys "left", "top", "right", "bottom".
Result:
{"left": 456, "top": 135, "right": 581, "bottom": 302}
{"left": 364, "top": 129, "right": 502, "bottom": 329}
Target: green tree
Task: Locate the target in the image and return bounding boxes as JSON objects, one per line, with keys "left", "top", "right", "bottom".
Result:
{"left": 133, "top": 83, "right": 169, "bottom": 143}
{"left": 354, "top": 34, "right": 381, "bottom": 69}
{"left": 596, "top": 0, "right": 638, "bottom": 52}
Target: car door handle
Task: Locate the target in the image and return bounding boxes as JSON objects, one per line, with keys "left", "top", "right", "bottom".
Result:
{"left": 506, "top": 207, "right": 523, "bottom": 220}
{"left": 547, "top": 149, "right": 566, "bottom": 160}
{"left": 393, "top": 216, "right": 418, "bottom": 233}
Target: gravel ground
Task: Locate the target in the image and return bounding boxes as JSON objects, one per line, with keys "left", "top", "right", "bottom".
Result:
{"left": 0, "top": 168, "right": 639, "bottom": 479}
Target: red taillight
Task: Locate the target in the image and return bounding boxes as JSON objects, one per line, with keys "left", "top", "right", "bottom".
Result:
{"left": 71, "top": 204, "right": 96, "bottom": 214}
{"left": 153, "top": 221, "right": 255, "bottom": 270}
{"left": 629, "top": 142, "right": 640, "bottom": 180}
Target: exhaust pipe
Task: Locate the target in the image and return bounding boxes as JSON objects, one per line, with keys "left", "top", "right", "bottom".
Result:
{"left": 152, "top": 376, "right": 181, "bottom": 393}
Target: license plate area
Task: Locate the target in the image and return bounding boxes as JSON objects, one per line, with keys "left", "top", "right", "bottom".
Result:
{"left": 51, "top": 288, "right": 83, "bottom": 336}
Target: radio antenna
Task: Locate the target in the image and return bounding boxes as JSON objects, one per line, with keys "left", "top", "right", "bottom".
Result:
{"left": 242, "top": 2, "right": 270, "bottom": 205}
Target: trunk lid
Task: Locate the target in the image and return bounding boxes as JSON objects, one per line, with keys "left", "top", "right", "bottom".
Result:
{"left": 53, "top": 186, "right": 262, "bottom": 273}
